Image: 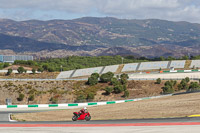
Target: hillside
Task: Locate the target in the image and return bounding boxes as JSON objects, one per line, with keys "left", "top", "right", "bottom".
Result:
{"left": 0, "top": 80, "right": 163, "bottom": 105}
{"left": 0, "top": 17, "right": 200, "bottom": 57}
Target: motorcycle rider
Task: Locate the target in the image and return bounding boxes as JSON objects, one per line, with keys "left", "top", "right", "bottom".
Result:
{"left": 78, "top": 107, "right": 87, "bottom": 117}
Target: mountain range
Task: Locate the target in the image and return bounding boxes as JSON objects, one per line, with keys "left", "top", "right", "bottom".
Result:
{"left": 0, "top": 17, "right": 200, "bottom": 58}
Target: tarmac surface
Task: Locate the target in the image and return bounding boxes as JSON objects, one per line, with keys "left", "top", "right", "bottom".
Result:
{"left": 1, "top": 116, "right": 200, "bottom": 133}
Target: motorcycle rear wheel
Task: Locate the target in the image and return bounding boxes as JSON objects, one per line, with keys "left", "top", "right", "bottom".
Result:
{"left": 72, "top": 116, "right": 78, "bottom": 121}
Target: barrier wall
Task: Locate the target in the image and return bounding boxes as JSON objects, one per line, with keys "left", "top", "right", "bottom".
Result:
{"left": 101, "top": 65, "right": 119, "bottom": 73}
{"left": 121, "top": 63, "right": 139, "bottom": 72}
{"left": 56, "top": 70, "right": 74, "bottom": 79}
{"left": 72, "top": 67, "right": 103, "bottom": 77}
{"left": 190, "top": 60, "right": 200, "bottom": 68}
{"left": 138, "top": 61, "right": 169, "bottom": 70}
{"left": 169, "top": 60, "right": 185, "bottom": 68}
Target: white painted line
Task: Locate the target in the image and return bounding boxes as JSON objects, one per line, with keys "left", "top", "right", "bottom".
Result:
{"left": 8, "top": 113, "right": 17, "bottom": 122}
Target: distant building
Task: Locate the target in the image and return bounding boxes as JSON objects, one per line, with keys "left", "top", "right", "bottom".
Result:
{"left": 0, "top": 55, "right": 33, "bottom": 63}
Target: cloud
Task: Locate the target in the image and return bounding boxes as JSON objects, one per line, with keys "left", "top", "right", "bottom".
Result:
{"left": 0, "top": 0, "right": 199, "bottom": 23}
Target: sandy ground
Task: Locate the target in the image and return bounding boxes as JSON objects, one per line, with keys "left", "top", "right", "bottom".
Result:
{"left": 13, "top": 92, "right": 200, "bottom": 121}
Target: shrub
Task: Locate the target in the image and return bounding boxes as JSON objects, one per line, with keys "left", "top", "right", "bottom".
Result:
{"left": 105, "top": 86, "right": 113, "bottom": 95}
{"left": 87, "top": 92, "right": 95, "bottom": 100}
{"left": 114, "top": 85, "right": 124, "bottom": 94}
{"left": 123, "top": 90, "right": 129, "bottom": 98}
{"left": 28, "top": 94, "right": 35, "bottom": 101}
{"left": 6, "top": 68, "right": 13, "bottom": 75}
{"left": 17, "top": 93, "right": 24, "bottom": 101}
{"left": 50, "top": 97, "right": 58, "bottom": 104}
{"left": 17, "top": 67, "right": 25, "bottom": 74}
{"left": 155, "top": 78, "right": 161, "bottom": 84}
{"left": 32, "top": 68, "right": 36, "bottom": 74}
{"left": 75, "top": 94, "right": 86, "bottom": 103}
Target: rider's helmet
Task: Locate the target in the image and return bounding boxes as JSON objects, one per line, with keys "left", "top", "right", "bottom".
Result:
{"left": 84, "top": 107, "right": 87, "bottom": 110}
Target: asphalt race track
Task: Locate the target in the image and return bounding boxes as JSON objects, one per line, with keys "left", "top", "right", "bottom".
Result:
{"left": 1, "top": 112, "right": 200, "bottom": 133}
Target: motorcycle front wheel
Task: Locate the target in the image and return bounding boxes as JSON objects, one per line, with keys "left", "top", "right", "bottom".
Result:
{"left": 85, "top": 115, "right": 91, "bottom": 121}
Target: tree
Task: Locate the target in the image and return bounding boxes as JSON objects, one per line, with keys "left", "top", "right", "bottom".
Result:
{"left": 162, "top": 85, "right": 174, "bottom": 93}
{"left": 120, "top": 73, "right": 129, "bottom": 80}
{"left": 91, "top": 73, "right": 99, "bottom": 79}
{"left": 178, "top": 79, "right": 189, "bottom": 90}
{"left": 17, "top": 67, "right": 25, "bottom": 74}
{"left": 110, "top": 77, "right": 120, "bottom": 86}
{"left": 87, "top": 76, "right": 98, "bottom": 86}
{"left": 48, "top": 67, "right": 55, "bottom": 72}
{"left": 181, "top": 55, "right": 189, "bottom": 60}
{"left": 188, "top": 82, "right": 200, "bottom": 92}
{"left": 87, "top": 73, "right": 99, "bottom": 86}
{"left": 37, "top": 67, "right": 44, "bottom": 72}
{"left": 185, "top": 77, "right": 190, "bottom": 83}
{"left": 120, "top": 73, "right": 129, "bottom": 85}
{"left": 32, "top": 68, "right": 36, "bottom": 74}
{"left": 42, "top": 64, "right": 49, "bottom": 71}
{"left": 3, "top": 63, "right": 9, "bottom": 68}
{"left": 162, "top": 80, "right": 176, "bottom": 94}
{"left": 6, "top": 68, "right": 12, "bottom": 75}
{"left": 100, "top": 72, "right": 114, "bottom": 83}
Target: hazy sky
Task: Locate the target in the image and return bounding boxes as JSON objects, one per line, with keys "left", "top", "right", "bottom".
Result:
{"left": 0, "top": 0, "right": 199, "bottom": 23}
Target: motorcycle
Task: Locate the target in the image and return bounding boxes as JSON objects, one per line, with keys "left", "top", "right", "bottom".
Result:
{"left": 72, "top": 111, "right": 91, "bottom": 121}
